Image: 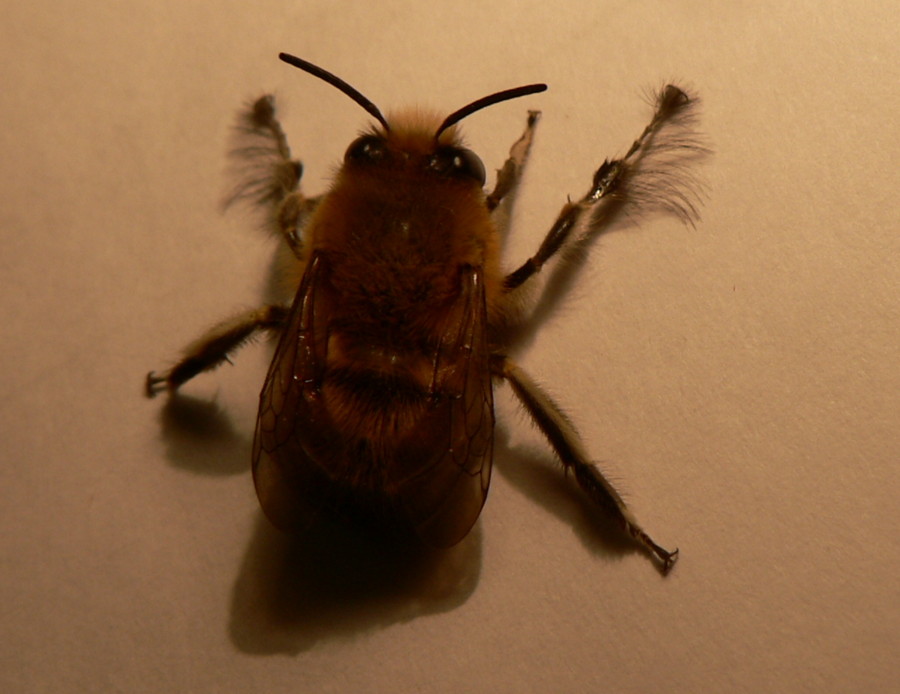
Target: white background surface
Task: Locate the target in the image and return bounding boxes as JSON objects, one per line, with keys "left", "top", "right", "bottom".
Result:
{"left": 2, "top": 2, "right": 897, "bottom": 692}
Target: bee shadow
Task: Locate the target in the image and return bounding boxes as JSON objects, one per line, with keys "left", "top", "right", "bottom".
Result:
{"left": 154, "top": 393, "right": 251, "bottom": 475}
{"left": 491, "top": 422, "right": 637, "bottom": 562}
{"left": 500, "top": 200, "right": 634, "bottom": 354}
{"left": 229, "top": 514, "right": 482, "bottom": 654}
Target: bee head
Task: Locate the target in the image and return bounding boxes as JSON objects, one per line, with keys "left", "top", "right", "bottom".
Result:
{"left": 279, "top": 52, "right": 546, "bottom": 187}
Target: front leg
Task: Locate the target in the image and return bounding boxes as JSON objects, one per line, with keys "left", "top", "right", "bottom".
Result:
{"left": 486, "top": 110, "right": 541, "bottom": 212}
{"left": 146, "top": 305, "right": 288, "bottom": 397}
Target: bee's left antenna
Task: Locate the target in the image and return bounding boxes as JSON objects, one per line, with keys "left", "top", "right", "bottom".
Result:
{"left": 279, "top": 53, "right": 390, "bottom": 132}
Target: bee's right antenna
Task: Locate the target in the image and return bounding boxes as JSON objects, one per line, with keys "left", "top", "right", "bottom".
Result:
{"left": 436, "top": 83, "right": 547, "bottom": 137}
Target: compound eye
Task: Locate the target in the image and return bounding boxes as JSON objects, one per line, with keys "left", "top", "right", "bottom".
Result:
{"left": 429, "top": 147, "right": 486, "bottom": 186}
{"left": 345, "top": 134, "right": 387, "bottom": 164}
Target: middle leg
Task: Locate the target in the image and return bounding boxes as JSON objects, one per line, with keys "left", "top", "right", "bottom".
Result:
{"left": 225, "top": 95, "right": 322, "bottom": 259}
{"left": 504, "top": 85, "right": 702, "bottom": 290}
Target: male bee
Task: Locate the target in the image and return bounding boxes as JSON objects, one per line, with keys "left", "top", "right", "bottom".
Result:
{"left": 147, "top": 53, "right": 705, "bottom": 573}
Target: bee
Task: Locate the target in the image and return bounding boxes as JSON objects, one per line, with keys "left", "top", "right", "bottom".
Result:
{"left": 147, "top": 53, "right": 705, "bottom": 573}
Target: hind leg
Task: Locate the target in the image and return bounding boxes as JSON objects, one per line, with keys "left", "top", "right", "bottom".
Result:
{"left": 492, "top": 355, "right": 678, "bottom": 573}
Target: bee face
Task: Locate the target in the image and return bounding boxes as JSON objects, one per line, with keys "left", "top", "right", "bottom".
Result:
{"left": 342, "top": 124, "right": 485, "bottom": 184}
{"left": 308, "top": 113, "right": 502, "bottom": 296}
{"left": 147, "top": 54, "right": 702, "bottom": 573}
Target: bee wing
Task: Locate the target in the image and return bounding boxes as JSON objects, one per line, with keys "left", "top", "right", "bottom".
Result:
{"left": 252, "top": 253, "right": 494, "bottom": 546}
{"left": 252, "top": 251, "right": 334, "bottom": 532}
{"left": 391, "top": 265, "right": 494, "bottom": 546}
